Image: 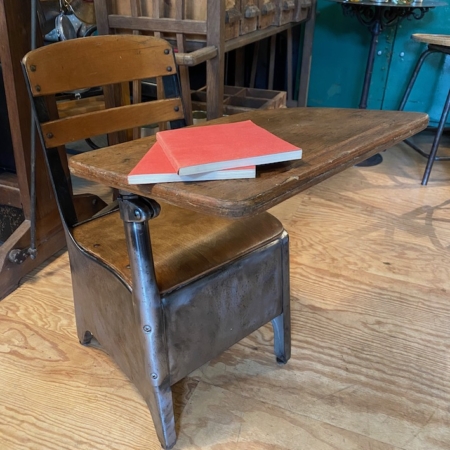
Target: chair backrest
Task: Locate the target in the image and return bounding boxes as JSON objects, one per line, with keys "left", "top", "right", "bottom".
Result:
{"left": 22, "top": 34, "right": 186, "bottom": 226}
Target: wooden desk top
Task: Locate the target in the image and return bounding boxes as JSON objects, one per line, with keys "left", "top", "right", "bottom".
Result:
{"left": 69, "top": 108, "right": 428, "bottom": 218}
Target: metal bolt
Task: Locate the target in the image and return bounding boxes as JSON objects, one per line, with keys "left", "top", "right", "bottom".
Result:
{"left": 151, "top": 373, "right": 158, "bottom": 380}
{"left": 166, "top": 66, "right": 173, "bottom": 72}
{"left": 46, "top": 132, "right": 53, "bottom": 139}
{"left": 30, "top": 65, "right": 36, "bottom": 72}
{"left": 400, "top": 52, "right": 405, "bottom": 57}
{"left": 174, "top": 106, "right": 179, "bottom": 112}
{"left": 164, "top": 49, "right": 170, "bottom": 55}
{"left": 35, "top": 85, "right": 41, "bottom": 92}
{"left": 134, "top": 209, "right": 141, "bottom": 219}
{"left": 377, "top": 50, "right": 382, "bottom": 56}
{"left": 143, "top": 325, "right": 152, "bottom": 333}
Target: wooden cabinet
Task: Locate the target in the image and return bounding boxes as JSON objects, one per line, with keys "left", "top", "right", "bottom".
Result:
{"left": 95, "top": 0, "right": 316, "bottom": 120}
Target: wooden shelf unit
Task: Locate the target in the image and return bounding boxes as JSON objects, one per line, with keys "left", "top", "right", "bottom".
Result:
{"left": 94, "top": 0, "right": 316, "bottom": 121}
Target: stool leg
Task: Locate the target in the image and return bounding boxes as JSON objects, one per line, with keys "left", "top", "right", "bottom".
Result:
{"left": 399, "top": 48, "right": 434, "bottom": 111}
{"left": 422, "top": 88, "right": 450, "bottom": 185}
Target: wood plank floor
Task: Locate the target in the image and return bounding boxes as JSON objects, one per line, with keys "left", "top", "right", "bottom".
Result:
{"left": 1, "top": 134, "right": 450, "bottom": 449}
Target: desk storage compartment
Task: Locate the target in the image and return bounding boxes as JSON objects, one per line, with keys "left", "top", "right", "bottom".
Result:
{"left": 257, "top": 1, "right": 276, "bottom": 29}
{"left": 240, "top": 1, "right": 260, "bottom": 35}
{"left": 191, "top": 86, "right": 286, "bottom": 115}
{"left": 274, "top": 0, "right": 297, "bottom": 25}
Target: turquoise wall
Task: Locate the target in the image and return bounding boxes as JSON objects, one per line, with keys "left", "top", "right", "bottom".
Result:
{"left": 308, "top": 1, "right": 450, "bottom": 125}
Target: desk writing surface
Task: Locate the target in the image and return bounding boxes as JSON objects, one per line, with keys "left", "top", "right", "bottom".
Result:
{"left": 69, "top": 108, "right": 428, "bottom": 218}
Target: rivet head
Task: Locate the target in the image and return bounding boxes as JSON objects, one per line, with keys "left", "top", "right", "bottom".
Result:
{"left": 134, "top": 209, "right": 141, "bottom": 219}
{"left": 164, "top": 49, "right": 170, "bottom": 55}
{"left": 151, "top": 373, "right": 158, "bottom": 380}
{"left": 166, "top": 66, "right": 172, "bottom": 72}
{"left": 30, "top": 65, "right": 36, "bottom": 72}
{"left": 143, "top": 325, "right": 152, "bottom": 333}
{"left": 174, "top": 106, "right": 179, "bottom": 112}
{"left": 35, "top": 85, "right": 41, "bottom": 92}
{"left": 46, "top": 132, "right": 53, "bottom": 139}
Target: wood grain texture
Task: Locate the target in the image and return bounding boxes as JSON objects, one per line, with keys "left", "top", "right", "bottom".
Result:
{"left": 2, "top": 133, "right": 450, "bottom": 449}
{"left": 69, "top": 108, "right": 428, "bottom": 217}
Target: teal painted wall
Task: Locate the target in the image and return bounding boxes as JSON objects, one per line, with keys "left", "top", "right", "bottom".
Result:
{"left": 308, "top": 1, "right": 450, "bottom": 125}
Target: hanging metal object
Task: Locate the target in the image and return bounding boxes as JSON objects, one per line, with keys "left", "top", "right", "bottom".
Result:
{"left": 65, "top": 0, "right": 96, "bottom": 25}
{"left": 55, "top": 12, "right": 77, "bottom": 40}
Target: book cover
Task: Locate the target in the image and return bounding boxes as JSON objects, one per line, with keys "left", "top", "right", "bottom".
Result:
{"left": 156, "top": 120, "right": 302, "bottom": 176}
{"left": 128, "top": 142, "right": 256, "bottom": 184}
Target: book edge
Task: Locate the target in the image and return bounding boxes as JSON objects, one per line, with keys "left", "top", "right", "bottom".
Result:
{"left": 178, "top": 149, "right": 303, "bottom": 176}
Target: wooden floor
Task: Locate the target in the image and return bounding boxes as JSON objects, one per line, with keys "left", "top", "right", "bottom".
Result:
{"left": 1, "top": 134, "right": 450, "bottom": 449}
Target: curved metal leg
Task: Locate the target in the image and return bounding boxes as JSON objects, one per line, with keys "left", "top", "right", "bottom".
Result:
{"left": 119, "top": 193, "right": 176, "bottom": 450}
{"left": 422, "top": 88, "right": 450, "bottom": 185}
{"left": 399, "top": 48, "right": 434, "bottom": 111}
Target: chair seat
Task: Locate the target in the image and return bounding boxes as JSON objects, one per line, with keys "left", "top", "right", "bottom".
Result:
{"left": 412, "top": 33, "right": 450, "bottom": 47}
{"left": 72, "top": 202, "right": 285, "bottom": 294}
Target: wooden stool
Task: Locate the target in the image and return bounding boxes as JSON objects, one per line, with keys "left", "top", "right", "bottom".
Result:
{"left": 399, "top": 33, "right": 450, "bottom": 185}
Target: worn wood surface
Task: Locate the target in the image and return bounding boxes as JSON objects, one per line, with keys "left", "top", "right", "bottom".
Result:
{"left": 69, "top": 108, "right": 428, "bottom": 217}
{"left": 2, "top": 136, "right": 450, "bottom": 449}
{"left": 0, "top": 0, "right": 67, "bottom": 300}
{"left": 24, "top": 35, "right": 185, "bottom": 150}
{"left": 23, "top": 35, "right": 177, "bottom": 97}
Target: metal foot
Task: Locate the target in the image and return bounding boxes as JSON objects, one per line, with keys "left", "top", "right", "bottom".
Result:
{"left": 80, "top": 330, "right": 93, "bottom": 345}
{"left": 271, "top": 313, "right": 291, "bottom": 364}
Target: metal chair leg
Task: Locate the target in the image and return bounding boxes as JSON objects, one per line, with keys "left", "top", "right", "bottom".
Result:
{"left": 271, "top": 232, "right": 291, "bottom": 364}
{"left": 399, "top": 48, "right": 434, "bottom": 111}
{"left": 422, "top": 88, "right": 450, "bottom": 185}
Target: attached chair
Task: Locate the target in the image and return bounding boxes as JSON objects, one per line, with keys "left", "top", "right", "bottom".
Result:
{"left": 399, "top": 33, "right": 450, "bottom": 185}
{"left": 22, "top": 35, "right": 290, "bottom": 449}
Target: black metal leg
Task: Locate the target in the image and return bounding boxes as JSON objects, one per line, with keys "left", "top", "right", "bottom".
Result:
{"left": 399, "top": 49, "right": 434, "bottom": 111}
{"left": 422, "top": 88, "right": 450, "bottom": 185}
{"left": 355, "top": 20, "right": 384, "bottom": 167}
{"left": 359, "top": 22, "right": 381, "bottom": 110}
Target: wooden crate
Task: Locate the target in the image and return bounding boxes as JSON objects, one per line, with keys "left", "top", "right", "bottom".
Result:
{"left": 257, "top": 0, "right": 277, "bottom": 29}
{"left": 191, "top": 86, "right": 286, "bottom": 115}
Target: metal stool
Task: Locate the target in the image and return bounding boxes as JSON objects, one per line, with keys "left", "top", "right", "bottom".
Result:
{"left": 399, "top": 33, "right": 450, "bottom": 185}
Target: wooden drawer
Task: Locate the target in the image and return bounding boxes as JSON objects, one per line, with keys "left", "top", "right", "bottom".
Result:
{"left": 257, "top": 1, "right": 276, "bottom": 29}
{"left": 293, "top": 0, "right": 311, "bottom": 22}
{"left": 240, "top": 1, "right": 260, "bottom": 35}
{"left": 225, "top": 1, "right": 242, "bottom": 40}
{"left": 274, "top": 0, "right": 297, "bottom": 25}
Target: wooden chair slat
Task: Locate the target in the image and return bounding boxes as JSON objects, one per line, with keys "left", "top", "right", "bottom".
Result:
{"left": 23, "top": 35, "right": 176, "bottom": 96}
{"left": 108, "top": 15, "right": 208, "bottom": 34}
{"left": 42, "top": 98, "right": 184, "bottom": 147}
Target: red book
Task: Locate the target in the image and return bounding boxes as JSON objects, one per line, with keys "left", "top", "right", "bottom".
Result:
{"left": 156, "top": 120, "right": 302, "bottom": 176}
{"left": 128, "top": 142, "right": 256, "bottom": 184}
